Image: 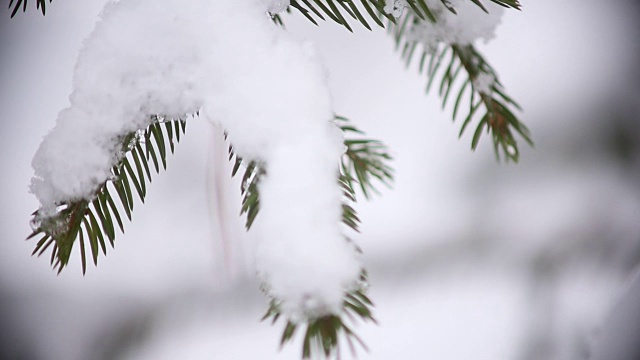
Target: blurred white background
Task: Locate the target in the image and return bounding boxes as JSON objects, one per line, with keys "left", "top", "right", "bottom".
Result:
{"left": 1, "top": 1, "right": 640, "bottom": 359}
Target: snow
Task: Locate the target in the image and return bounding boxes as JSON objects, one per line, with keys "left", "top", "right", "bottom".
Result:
{"left": 29, "top": 0, "right": 359, "bottom": 320}
{"left": 403, "top": 0, "right": 504, "bottom": 53}
{"left": 263, "top": 0, "right": 290, "bottom": 14}
{"left": 384, "top": 0, "right": 408, "bottom": 19}
{"left": 472, "top": 72, "right": 495, "bottom": 94}
{"left": 5, "top": 0, "right": 640, "bottom": 359}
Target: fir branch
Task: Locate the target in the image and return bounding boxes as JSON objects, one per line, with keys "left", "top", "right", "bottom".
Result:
{"left": 389, "top": 5, "right": 533, "bottom": 161}
{"left": 228, "top": 116, "right": 393, "bottom": 231}
{"left": 338, "top": 116, "right": 394, "bottom": 199}
{"left": 281, "top": 1, "right": 519, "bottom": 32}
{"left": 283, "top": 0, "right": 530, "bottom": 161}
{"left": 228, "top": 116, "right": 392, "bottom": 358}
{"left": 451, "top": 44, "right": 533, "bottom": 161}
{"left": 262, "top": 271, "right": 377, "bottom": 359}
{"left": 286, "top": 0, "right": 392, "bottom": 31}
{"left": 27, "top": 115, "right": 189, "bottom": 274}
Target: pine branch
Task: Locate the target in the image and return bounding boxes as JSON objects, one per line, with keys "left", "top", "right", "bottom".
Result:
{"left": 339, "top": 116, "right": 394, "bottom": 199}
{"left": 228, "top": 116, "right": 393, "bottom": 232}
{"left": 27, "top": 115, "right": 189, "bottom": 274}
{"left": 279, "top": 0, "right": 519, "bottom": 32}
{"left": 451, "top": 44, "right": 533, "bottom": 160}
{"left": 285, "top": 0, "right": 391, "bottom": 31}
{"left": 283, "top": 0, "right": 530, "bottom": 161}
{"left": 228, "top": 116, "right": 393, "bottom": 358}
{"left": 27, "top": 111, "right": 392, "bottom": 358}
{"left": 389, "top": 7, "right": 533, "bottom": 161}
{"left": 262, "top": 271, "right": 377, "bottom": 359}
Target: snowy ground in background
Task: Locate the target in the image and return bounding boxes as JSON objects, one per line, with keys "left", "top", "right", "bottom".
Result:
{"left": 1, "top": 1, "right": 640, "bottom": 359}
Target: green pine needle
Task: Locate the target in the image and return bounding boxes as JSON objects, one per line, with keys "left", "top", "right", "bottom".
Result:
{"left": 276, "top": 0, "right": 530, "bottom": 162}
{"left": 230, "top": 116, "right": 392, "bottom": 359}
{"left": 387, "top": 12, "right": 532, "bottom": 162}
{"left": 27, "top": 115, "right": 189, "bottom": 274}
{"left": 263, "top": 272, "right": 376, "bottom": 359}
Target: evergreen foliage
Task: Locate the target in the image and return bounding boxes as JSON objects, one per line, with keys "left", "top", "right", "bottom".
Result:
{"left": 231, "top": 116, "right": 390, "bottom": 358}
{"left": 280, "top": 0, "right": 531, "bottom": 161}
{"left": 27, "top": 113, "right": 392, "bottom": 358}
{"left": 10, "top": 1, "right": 531, "bottom": 159}
{"left": 261, "top": 274, "right": 377, "bottom": 358}
{"left": 27, "top": 115, "right": 189, "bottom": 274}
{"left": 19, "top": 1, "right": 530, "bottom": 358}
{"left": 287, "top": 0, "right": 520, "bottom": 32}
{"left": 392, "top": 33, "right": 532, "bottom": 161}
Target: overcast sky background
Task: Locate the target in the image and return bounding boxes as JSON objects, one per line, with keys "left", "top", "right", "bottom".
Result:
{"left": 1, "top": 1, "right": 640, "bottom": 359}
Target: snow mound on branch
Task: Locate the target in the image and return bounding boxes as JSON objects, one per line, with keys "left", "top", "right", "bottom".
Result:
{"left": 30, "top": 0, "right": 359, "bottom": 319}
{"left": 262, "top": 0, "right": 290, "bottom": 13}
{"left": 384, "top": 0, "right": 408, "bottom": 18}
{"left": 398, "top": 0, "right": 505, "bottom": 53}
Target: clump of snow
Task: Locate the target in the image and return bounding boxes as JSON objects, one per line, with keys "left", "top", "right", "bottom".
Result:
{"left": 384, "top": 0, "right": 408, "bottom": 19}
{"left": 263, "top": 0, "right": 290, "bottom": 14}
{"left": 472, "top": 72, "right": 496, "bottom": 94}
{"left": 405, "top": 0, "right": 504, "bottom": 53}
{"left": 30, "top": 0, "right": 359, "bottom": 319}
